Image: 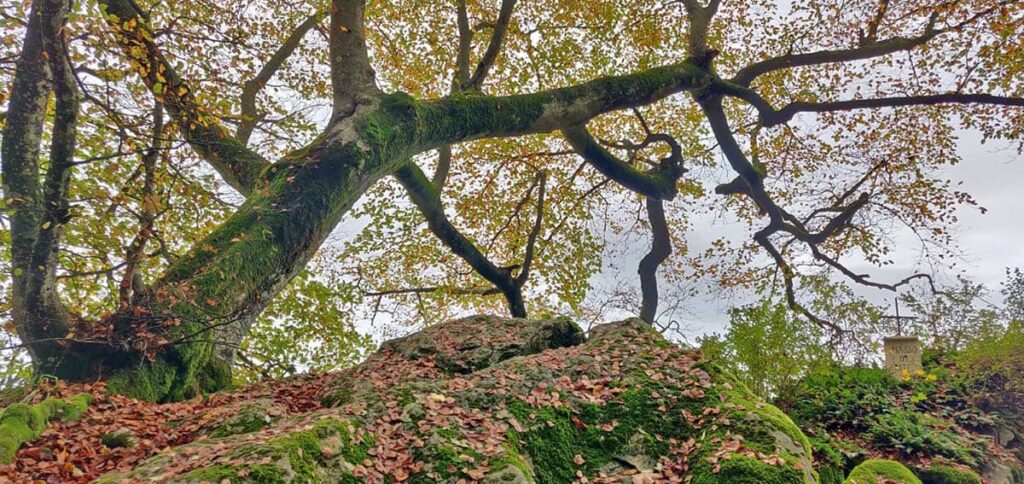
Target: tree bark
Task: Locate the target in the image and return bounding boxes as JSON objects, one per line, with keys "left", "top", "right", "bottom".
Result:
{"left": 638, "top": 199, "right": 671, "bottom": 324}
{"left": 1, "top": 0, "right": 76, "bottom": 368}
{"left": 394, "top": 163, "right": 527, "bottom": 317}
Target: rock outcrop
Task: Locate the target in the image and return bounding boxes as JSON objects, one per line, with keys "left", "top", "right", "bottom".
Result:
{"left": 101, "top": 315, "right": 816, "bottom": 482}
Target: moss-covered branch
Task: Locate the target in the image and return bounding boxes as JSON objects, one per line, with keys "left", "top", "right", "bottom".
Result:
{"left": 412, "top": 61, "right": 712, "bottom": 149}
{"left": 0, "top": 394, "right": 92, "bottom": 463}
{"left": 561, "top": 124, "right": 680, "bottom": 200}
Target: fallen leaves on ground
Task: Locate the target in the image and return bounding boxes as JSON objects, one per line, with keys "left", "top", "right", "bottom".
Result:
{"left": 0, "top": 373, "right": 333, "bottom": 483}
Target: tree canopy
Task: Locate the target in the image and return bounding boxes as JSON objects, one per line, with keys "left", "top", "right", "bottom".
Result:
{"left": 1, "top": 0, "right": 1022, "bottom": 400}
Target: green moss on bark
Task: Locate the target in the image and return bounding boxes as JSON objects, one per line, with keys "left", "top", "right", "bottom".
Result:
{"left": 0, "top": 393, "right": 91, "bottom": 463}
{"left": 105, "top": 359, "right": 179, "bottom": 402}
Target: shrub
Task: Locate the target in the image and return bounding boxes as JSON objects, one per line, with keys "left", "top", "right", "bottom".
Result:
{"left": 958, "top": 320, "right": 1024, "bottom": 413}
{"left": 781, "top": 366, "right": 896, "bottom": 431}
{"left": 698, "top": 301, "right": 832, "bottom": 401}
{"left": 864, "top": 409, "right": 983, "bottom": 467}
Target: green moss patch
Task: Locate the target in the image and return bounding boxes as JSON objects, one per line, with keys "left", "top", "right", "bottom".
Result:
{"left": 691, "top": 454, "right": 805, "bottom": 484}
{"left": 845, "top": 459, "right": 922, "bottom": 484}
{"left": 914, "top": 464, "right": 982, "bottom": 484}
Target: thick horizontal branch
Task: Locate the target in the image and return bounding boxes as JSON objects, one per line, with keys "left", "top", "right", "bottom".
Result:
{"left": 413, "top": 61, "right": 712, "bottom": 149}
{"left": 561, "top": 125, "right": 681, "bottom": 200}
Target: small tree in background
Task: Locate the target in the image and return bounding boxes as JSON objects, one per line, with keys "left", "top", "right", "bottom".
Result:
{"left": 700, "top": 301, "right": 833, "bottom": 400}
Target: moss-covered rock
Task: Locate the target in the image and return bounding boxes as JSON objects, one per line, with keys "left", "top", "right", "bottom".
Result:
{"left": 99, "top": 316, "right": 815, "bottom": 482}
{"left": 202, "top": 398, "right": 286, "bottom": 438}
{"left": 0, "top": 393, "right": 91, "bottom": 463}
{"left": 914, "top": 464, "right": 982, "bottom": 484}
{"left": 100, "top": 428, "right": 137, "bottom": 448}
{"left": 845, "top": 459, "right": 922, "bottom": 484}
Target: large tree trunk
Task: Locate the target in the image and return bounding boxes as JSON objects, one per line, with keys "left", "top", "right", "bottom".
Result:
{"left": 49, "top": 65, "right": 705, "bottom": 401}
{"left": 53, "top": 103, "right": 409, "bottom": 400}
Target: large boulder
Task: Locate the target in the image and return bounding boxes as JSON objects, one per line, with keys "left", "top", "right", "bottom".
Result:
{"left": 100, "top": 316, "right": 816, "bottom": 483}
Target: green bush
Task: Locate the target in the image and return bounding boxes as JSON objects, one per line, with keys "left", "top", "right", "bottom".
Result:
{"left": 958, "top": 320, "right": 1024, "bottom": 413}
{"left": 699, "top": 301, "right": 833, "bottom": 401}
{"left": 780, "top": 365, "right": 992, "bottom": 472}
{"left": 865, "top": 409, "right": 983, "bottom": 466}
{"left": 781, "top": 366, "right": 896, "bottom": 431}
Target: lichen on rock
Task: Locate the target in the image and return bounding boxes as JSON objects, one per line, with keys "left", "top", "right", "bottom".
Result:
{"left": 99, "top": 315, "right": 816, "bottom": 482}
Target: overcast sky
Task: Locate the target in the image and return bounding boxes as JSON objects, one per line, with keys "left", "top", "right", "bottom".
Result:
{"left": 659, "top": 129, "right": 1024, "bottom": 338}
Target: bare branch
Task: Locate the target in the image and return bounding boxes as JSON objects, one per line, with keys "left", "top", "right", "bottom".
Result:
{"left": 732, "top": 30, "right": 938, "bottom": 87}
{"left": 562, "top": 124, "right": 683, "bottom": 200}
{"left": 466, "top": 0, "right": 517, "bottom": 90}
{"left": 237, "top": 12, "right": 323, "bottom": 144}
{"left": 454, "top": 0, "right": 473, "bottom": 88}
{"left": 731, "top": 1, "right": 1018, "bottom": 86}
{"left": 362, "top": 286, "right": 497, "bottom": 297}
{"left": 120, "top": 103, "right": 164, "bottom": 306}
{"left": 517, "top": 171, "right": 546, "bottom": 286}
{"left": 763, "top": 93, "right": 1024, "bottom": 127}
